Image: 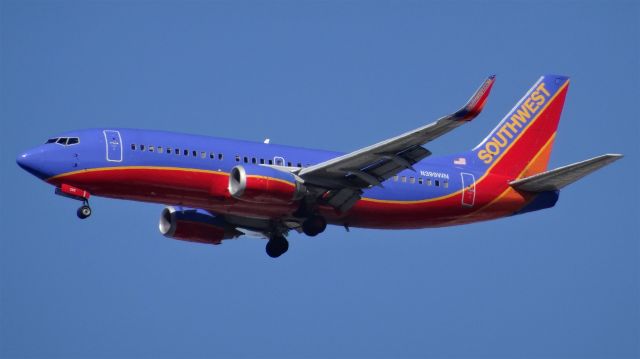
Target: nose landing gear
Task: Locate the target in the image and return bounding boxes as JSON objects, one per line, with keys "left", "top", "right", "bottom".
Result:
{"left": 55, "top": 184, "right": 92, "bottom": 219}
{"left": 77, "top": 201, "right": 92, "bottom": 219}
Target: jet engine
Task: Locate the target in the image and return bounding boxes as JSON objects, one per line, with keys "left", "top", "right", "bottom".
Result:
{"left": 228, "top": 165, "right": 306, "bottom": 204}
{"left": 159, "top": 206, "right": 241, "bottom": 245}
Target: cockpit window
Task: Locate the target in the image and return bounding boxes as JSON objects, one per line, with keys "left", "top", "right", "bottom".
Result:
{"left": 46, "top": 137, "right": 80, "bottom": 146}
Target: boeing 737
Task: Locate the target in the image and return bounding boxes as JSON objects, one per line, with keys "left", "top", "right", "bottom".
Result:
{"left": 16, "top": 75, "right": 622, "bottom": 257}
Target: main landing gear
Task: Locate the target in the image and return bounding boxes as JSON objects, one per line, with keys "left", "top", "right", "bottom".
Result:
{"left": 302, "top": 215, "right": 327, "bottom": 237}
{"left": 266, "top": 235, "right": 289, "bottom": 258}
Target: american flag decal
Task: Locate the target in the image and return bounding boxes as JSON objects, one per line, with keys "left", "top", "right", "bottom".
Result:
{"left": 454, "top": 157, "right": 467, "bottom": 165}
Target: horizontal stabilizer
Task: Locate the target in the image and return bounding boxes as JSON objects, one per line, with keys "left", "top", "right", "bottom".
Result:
{"left": 510, "top": 154, "right": 623, "bottom": 192}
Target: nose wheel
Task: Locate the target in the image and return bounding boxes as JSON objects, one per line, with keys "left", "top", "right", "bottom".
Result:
{"left": 77, "top": 201, "right": 92, "bottom": 219}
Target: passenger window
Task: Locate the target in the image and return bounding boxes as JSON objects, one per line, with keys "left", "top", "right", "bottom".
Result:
{"left": 158, "top": 146, "right": 164, "bottom": 154}
{"left": 287, "top": 162, "right": 292, "bottom": 167}
{"left": 131, "top": 144, "right": 136, "bottom": 150}
{"left": 426, "top": 178, "right": 432, "bottom": 186}
{"left": 409, "top": 177, "right": 415, "bottom": 184}
{"left": 444, "top": 181, "right": 449, "bottom": 188}
{"left": 435, "top": 180, "right": 440, "bottom": 187}
{"left": 418, "top": 177, "right": 423, "bottom": 185}
{"left": 218, "top": 153, "right": 223, "bottom": 160}
{"left": 251, "top": 157, "right": 257, "bottom": 164}
{"left": 140, "top": 145, "right": 146, "bottom": 151}
{"left": 268, "top": 159, "right": 273, "bottom": 165}
{"left": 67, "top": 138, "right": 79, "bottom": 145}
{"left": 149, "top": 146, "right": 155, "bottom": 152}
{"left": 210, "top": 152, "right": 215, "bottom": 159}
{"left": 401, "top": 176, "right": 407, "bottom": 183}
{"left": 192, "top": 150, "right": 197, "bottom": 157}
{"left": 235, "top": 155, "right": 240, "bottom": 162}
{"left": 183, "top": 149, "right": 189, "bottom": 156}
{"left": 200, "top": 151, "right": 206, "bottom": 159}
{"left": 167, "top": 147, "right": 172, "bottom": 154}
{"left": 174, "top": 148, "right": 180, "bottom": 155}
{"left": 297, "top": 163, "right": 302, "bottom": 168}
{"left": 260, "top": 158, "right": 265, "bottom": 164}
{"left": 393, "top": 175, "right": 399, "bottom": 182}
{"left": 243, "top": 156, "right": 248, "bottom": 163}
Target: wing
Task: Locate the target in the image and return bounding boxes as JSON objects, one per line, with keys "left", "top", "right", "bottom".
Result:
{"left": 297, "top": 75, "right": 495, "bottom": 210}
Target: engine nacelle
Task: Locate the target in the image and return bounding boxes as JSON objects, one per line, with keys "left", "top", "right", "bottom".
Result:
{"left": 228, "top": 165, "right": 305, "bottom": 204}
{"left": 159, "top": 206, "right": 240, "bottom": 245}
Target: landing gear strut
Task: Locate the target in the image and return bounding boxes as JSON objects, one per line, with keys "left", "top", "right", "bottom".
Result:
{"left": 266, "top": 235, "right": 289, "bottom": 258}
{"left": 77, "top": 201, "right": 92, "bottom": 219}
{"left": 302, "top": 215, "right": 327, "bottom": 237}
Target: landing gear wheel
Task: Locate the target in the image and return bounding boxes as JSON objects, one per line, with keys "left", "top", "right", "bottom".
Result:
{"left": 302, "top": 216, "right": 327, "bottom": 237}
{"left": 77, "top": 205, "right": 92, "bottom": 219}
{"left": 266, "top": 236, "right": 289, "bottom": 258}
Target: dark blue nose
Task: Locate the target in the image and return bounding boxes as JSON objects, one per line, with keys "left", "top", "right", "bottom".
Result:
{"left": 17, "top": 149, "right": 49, "bottom": 179}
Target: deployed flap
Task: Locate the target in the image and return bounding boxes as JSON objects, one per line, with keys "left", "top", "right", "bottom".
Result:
{"left": 510, "top": 154, "right": 622, "bottom": 192}
{"left": 299, "top": 75, "right": 496, "bottom": 190}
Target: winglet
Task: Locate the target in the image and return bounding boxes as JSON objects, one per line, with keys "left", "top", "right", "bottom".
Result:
{"left": 453, "top": 75, "right": 496, "bottom": 121}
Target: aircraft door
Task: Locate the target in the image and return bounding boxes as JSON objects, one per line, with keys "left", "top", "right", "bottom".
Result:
{"left": 103, "top": 130, "right": 123, "bottom": 162}
{"left": 461, "top": 172, "right": 476, "bottom": 207}
{"left": 274, "top": 156, "right": 285, "bottom": 166}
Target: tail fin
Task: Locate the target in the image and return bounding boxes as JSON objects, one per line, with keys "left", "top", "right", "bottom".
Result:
{"left": 472, "top": 75, "right": 570, "bottom": 179}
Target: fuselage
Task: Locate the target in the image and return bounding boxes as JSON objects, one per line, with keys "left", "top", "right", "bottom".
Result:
{"left": 17, "top": 128, "right": 550, "bottom": 229}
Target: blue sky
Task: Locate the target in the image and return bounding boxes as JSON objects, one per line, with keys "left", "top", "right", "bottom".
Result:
{"left": 1, "top": 1, "right": 638, "bottom": 358}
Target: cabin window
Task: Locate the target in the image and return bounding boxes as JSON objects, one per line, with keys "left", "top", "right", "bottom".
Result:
{"left": 131, "top": 144, "right": 136, "bottom": 150}
{"left": 287, "top": 161, "right": 292, "bottom": 167}
{"left": 409, "top": 177, "right": 415, "bottom": 184}
{"left": 158, "top": 146, "right": 164, "bottom": 153}
{"left": 166, "top": 147, "right": 172, "bottom": 154}
{"left": 444, "top": 181, "right": 449, "bottom": 188}
{"left": 218, "top": 153, "right": 223, "bottom": 160}
{"left": 251, "top": 157, "right": 257, "bottom": 164}
{"left": 235, "top": 155, "right": 240, "bottom": 162}
{"left": 149, "top": 146, "right": 155, "bottom": 152}
{"left": 210, "top": 152, "right": 215, "bottom": 159}
{"left": 401, "top": 176, "right": 407, "bottom": 183}
{"left": 183, "top": 149, "right": 188, "bottom": 156}
{"left": 393, "top": 175, "right": 399, "bottom": 182}
{"left": 260, "top": 158, "right": 265, "bottom": 164}
{"left": 192, "top": 150, "right": 197, "bottom": 157}
{"left": 243, "top": 156, "right": 248, "bottom": 163}
{"left": 140, "top": 145, "right": 146, "bottom": 151}
{"left": 268, "top": 159, "right": 273, "bottom": 165}
{"left": 174, "top": 148, "right": 180, "bottom": 155}
{"left": 418, "top": 177, "right": 423, "bottom": 184}
{"left": 200, "top": 151, "right": 206, "bottom": 159}
{"left": 426, "top": 178, "right": 432, "bottom": 186}
{"left": 435, "top": 180, "right": 440, "bottom": 187}
{"left": 297, "top": 162, "right": 302, "bottom": 168}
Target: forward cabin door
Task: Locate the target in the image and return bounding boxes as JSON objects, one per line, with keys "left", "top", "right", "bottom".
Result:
{"left": 461, "top": 172, "right": 476, "bottom": 207}
{"left": 103, "top": 130, "right": 123, "bottom": 162}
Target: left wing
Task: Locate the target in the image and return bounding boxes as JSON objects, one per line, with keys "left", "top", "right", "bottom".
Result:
{"left": 297, "top": 75, "right": 495, "bottom": 210}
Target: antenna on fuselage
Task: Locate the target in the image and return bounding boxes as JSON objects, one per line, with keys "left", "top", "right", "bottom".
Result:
{"left": 264, "top": 138, "right": 270, "bottom": 144}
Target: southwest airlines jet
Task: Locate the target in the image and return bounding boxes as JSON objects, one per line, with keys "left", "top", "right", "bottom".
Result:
{"left": 17, "top": 75, "right": 622, "bottom": 258}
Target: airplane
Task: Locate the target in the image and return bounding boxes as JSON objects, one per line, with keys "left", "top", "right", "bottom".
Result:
{"left": 16, "top": 74, "right": 622, "bottom": 258}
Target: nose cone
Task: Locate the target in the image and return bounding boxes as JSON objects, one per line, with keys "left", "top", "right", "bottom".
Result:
{"left": 17, "top": 148, "right": 50, "bottom": 180}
